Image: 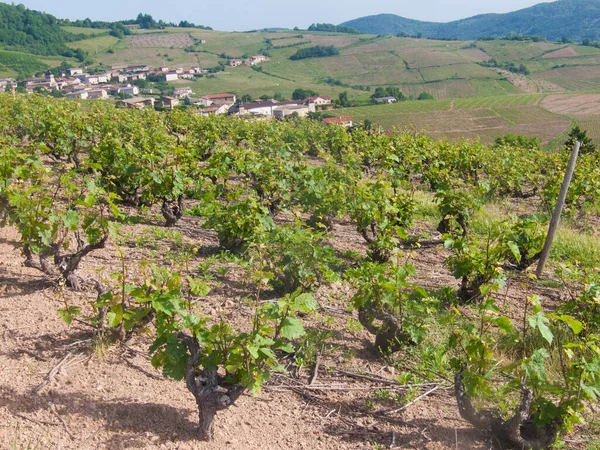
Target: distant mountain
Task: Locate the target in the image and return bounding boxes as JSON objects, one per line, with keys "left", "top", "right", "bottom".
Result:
{"left": 340, "top": 0, "right": 600, "bottom": 41}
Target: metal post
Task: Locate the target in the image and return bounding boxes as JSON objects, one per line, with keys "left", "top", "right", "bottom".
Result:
{"left": 535, "top": 141, "right": 581, "bottom": 278}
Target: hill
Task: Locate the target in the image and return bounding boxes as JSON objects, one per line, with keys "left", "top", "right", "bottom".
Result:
{"left": 0, "top": 2, "right": 89, "bottom": 58}
{"left": 340, "top": 0, "right": 600, "bottom": 41}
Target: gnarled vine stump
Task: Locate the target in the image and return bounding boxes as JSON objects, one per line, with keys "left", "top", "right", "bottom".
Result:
{"left": 179, "top": 333, "right": 245, "bottom": 440}
{"left": 454, "top": 370, "right": 558, "bottom": 450}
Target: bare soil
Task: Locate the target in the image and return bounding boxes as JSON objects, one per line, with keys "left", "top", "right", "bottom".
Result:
{"left": 495, "top": 69, "right": 562, "bottom": 94}
{"left": 0, "top": 204, "right": 586, "bottom": 449}
{"left": 541, "top": 93, "right": 600, "bottom": 116}
{"left": 542, "top": 47, "right": 580, "bottom": 58}
{"left": 129, "top": 34, "right": 194, "bottom": 49}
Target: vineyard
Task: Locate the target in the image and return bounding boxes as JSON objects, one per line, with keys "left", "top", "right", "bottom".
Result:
{"left": 1, "top": 94, "right": 600, "bottom": 449}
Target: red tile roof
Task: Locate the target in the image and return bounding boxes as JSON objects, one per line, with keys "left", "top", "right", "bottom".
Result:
{"left": 323, "top": 116, "right": 352, "bottom": 124}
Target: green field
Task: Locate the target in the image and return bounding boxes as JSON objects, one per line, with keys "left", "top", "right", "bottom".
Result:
{"left": 61, "top": 26, "right": 107, "bottom": 36}
{"left": 68, "top": 34, "right": 120, "bottom": 53}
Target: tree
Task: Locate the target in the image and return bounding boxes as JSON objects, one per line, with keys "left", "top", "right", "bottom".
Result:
{"left": 338, "top": 91, "right": 350, "bottom": 107}
{"left": 292, "top": 88, "right": 317, "bottom": 100}
{"left": 240, "top": 94, "right": 254, "bottom": 104}
{"left": 417, "top": 92, "right": 434, "bottom": 100}
{"left": 564, "top": 125, "right": 597, "bottom": 154}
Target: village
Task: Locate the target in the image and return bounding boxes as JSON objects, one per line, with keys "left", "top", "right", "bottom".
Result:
{"left": 0, "top": 56, "right": 353, "bottom": 126}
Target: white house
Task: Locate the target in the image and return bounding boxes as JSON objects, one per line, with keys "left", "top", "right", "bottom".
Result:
{"left": 374, "top": 96, "right": 397, "bottom": 104}
{"left": 66, "top": 90, "right": 89, "bottom": 99}
{"left": 273, "top": 104, "right": 311, "bottom": 118}
{"left": 173, "top": 87, "right": 193, "bottom": 98}
{"left": 68, "top": 68, "right": 83, "bottom": 76}
{"left": 87, "top": 89, "right": 109, "bottom": 100}
{"left": 118, "top": 85, "right": 139, "bottom": 96}
{"left": 165, "top": 72, "right": 179, "bottom": 82}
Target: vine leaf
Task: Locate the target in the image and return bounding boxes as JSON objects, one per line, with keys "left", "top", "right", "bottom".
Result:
{"left": 528, "top": 312, "right": 553, "bottom": 345}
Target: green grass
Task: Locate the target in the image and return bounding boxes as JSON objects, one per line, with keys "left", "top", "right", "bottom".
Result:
{"left": 62, "top": 26, "right": 108, "bottom": 36}
{"left": 552, "top": 227, "right": 600, "bottom": 269}
{"left": 0, "top": 50, "right": 48, "bottom": 77}
{"left": 574, "top": 116, "right": 600, "bottom": 144}
{"left": 477, "top": 40, "right": 562, "bottom": 62}
{"left": 527, "top": 56, "right": 600, "bottom": 74}
{"left": 418, "top": 64, "right": 497, "bottom": 82}
{"left": 453, "top": 94, "right": 543, "bottom": 109}
{"left": 470, "top": 79, "right": 522, "bottom": 96}
{"left": 68, "top": 34, "right": 120, "bottom": 53}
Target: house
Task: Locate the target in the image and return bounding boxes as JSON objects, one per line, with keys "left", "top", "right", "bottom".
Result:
{"left": 129, "top": 64, "right": 150, "bottom": 72}
{"left": 165, "top": 72, "right": 179, "bottom": 82}
{"left": 160, "top": 66, "right": 170, "bottom": 73}
{"left": 87, "top": 89, "right": 109, "bottom": 100}
{"left": 246, "top": 55, "right": 269, "bottom": 65}
{"left": 118, "top": 73, "right": 147, "bottom": 83}
{"left": 234, "top": 100, "right": 302, "bottom": 117}
{"left": 66, "top": 90, "right": 89, "bottom": 99}
{"left": 175, "top": 67, "right": 184, "bottom": 74}
{"left": 119, "top": 97, "right": 155, "bottom": 109}
{"left": 304, "top": 95, "right": 333, "bottom": 110}
{"left": 55, "top": 77, "right": 81, "bottom": 90}
{"left": 198, "top": 93, "right": 236, "bottom": 106}
{"left": 157, "top": 96, "right": 179, "bottom": 109}
{"left": 178, "top": 73, "right": 195, "bottom": 80}
{"left": 118, "top": 85, "right": 139, "bottom": 96}
{"left": 68, "top": 68, "right": 83, "bottom": 76}
{"left": 227, "top": 59, "right": 243, "bottom": 67}
{"left": 191, "top": 66, "right": 201, "bottom": 73}
{"left": 173, "top": 87, "right": 193, "bottom": 98}
{"left": 196, "top": 103, "right": 230, "bottom": 116}
{"left": 323, "top": 116, "right": 353, "bottom": 127}
{"left": 0, "top": 78, "right": 16, "bottom": 91}
{"left": 374, "top": 96, "right": 397, "bottom": 104}
{"left": 273, "top": 104, "right": 311, "bottom": 118}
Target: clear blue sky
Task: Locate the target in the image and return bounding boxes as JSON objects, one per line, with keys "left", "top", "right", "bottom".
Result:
{"left": 14, "top": 0, "right": 553, "bottom": 31}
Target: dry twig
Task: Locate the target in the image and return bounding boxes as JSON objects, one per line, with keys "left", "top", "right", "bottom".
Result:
{"left": 374, "top": 384, "right": 445, "bottom": 416}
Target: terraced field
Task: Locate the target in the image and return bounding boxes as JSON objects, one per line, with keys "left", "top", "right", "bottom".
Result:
{"left": 46, "top": 27, "right": 600, "bottom": 148}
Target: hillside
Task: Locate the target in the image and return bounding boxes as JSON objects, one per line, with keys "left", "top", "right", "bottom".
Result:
{"left": 0, "top": 2, "right": 88, "bottom": 57}
{"left": 340, "top": 0, "right": 600, "bottom": 41}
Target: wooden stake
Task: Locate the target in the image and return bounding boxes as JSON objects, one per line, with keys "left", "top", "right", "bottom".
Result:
{"left": 536, "top": 141, "right": 580, "bottom": 278}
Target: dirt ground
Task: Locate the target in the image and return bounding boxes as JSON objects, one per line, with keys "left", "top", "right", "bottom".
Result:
{"left": 542, "top": 47, "right": 580, "bottom": 59}
{"left": 495, "top": 69, "right": 563, "bottom": 94}
{"left": 0, "top": 205, "right": 587, "bottom": 449}
{"left": 541, "top": 93, "right": 600, "bottom": 116}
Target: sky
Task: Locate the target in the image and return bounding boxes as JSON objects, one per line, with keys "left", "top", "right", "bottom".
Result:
{"left": 13, "top": 0, "right": 554, "bottom": 31}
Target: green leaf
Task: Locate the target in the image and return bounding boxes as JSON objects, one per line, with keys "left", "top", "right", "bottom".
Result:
{"left": 279, "top": 317, "right": 304, "bottom": 340}
{"left": 62, "top": 210, "right": 79, "bottom": 231}
{"left": 107, "top": 304, "right": 123, "bottom": 328}
{"left": 557, "top": 315, "right": 584, "bottom": 335}
{"left": 292, "top": 292, "right": 317, "bottom": 313}
{"left": 259, "top": 347, "right": 278, "bottom": 361}
{"left": 57, "top": 306, "right": 80, "bottom": 325}
{"left": 493, "top": 316, "right": 513, "bottom": 334}
{"left": 188, "top": 277, "right": 210, "bottom": 297}
{"left": 528, "top": 312, "right": 553, "bottom": 345}
{"left": 506, "top": 241, "right": 521, "bottom": 263}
